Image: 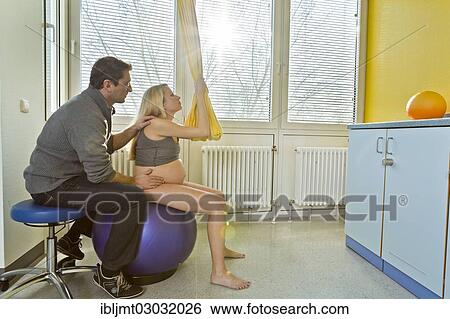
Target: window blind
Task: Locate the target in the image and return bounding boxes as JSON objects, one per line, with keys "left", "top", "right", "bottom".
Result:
{"left": 45, "top": 0, "right": 57, "bottom": 114}
{"left": 196, "top": 0, "right": 273, "bottom": 122}
{"left": 80, "top": 0, "right": 175, "bottom": 116}
{"left": 288, "top": 0, "right": 359, "bottom": 124}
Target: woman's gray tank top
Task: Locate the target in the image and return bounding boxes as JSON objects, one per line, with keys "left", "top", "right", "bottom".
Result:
{"left": 134, "top": 130, "right": 180, "bottom": 166}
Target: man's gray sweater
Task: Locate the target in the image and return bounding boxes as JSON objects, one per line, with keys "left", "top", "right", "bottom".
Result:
{"left": 24, "top": 86, "right": 116, "bottom": 194}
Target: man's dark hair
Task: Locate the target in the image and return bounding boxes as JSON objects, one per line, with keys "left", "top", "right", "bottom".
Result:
{"left": 89, "top": 56, "right": 132, "bottom": 89}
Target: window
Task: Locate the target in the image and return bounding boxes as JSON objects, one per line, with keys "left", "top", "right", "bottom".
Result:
{"left": 196, "top": 0, "right": 273, "bottom": 122}
{"left": 79, "top": 0, "right": 175, "bottom": 116}
{"left": 74, "top": 0, "right": 362, "bottom": 125}
{"left": 44, "top": 0, "right": 59, "bottom": 116}
{"left": 287, "top": 0, "right": 359, "bottom": 124}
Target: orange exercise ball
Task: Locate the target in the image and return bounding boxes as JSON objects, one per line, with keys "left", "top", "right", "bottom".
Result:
{"left": 406, "top": 91, "right": 447, "bottom": 120}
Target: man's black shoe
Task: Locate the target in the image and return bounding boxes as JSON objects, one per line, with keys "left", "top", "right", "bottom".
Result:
{"left": 93, "top": 264, "right": 144, "bottom": 299}
{"left": 57, "top": 236, "right": 84, "bottom": 260}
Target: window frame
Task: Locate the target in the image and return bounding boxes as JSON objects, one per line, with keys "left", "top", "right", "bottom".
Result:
{"left": 68, "top": 0, "right": 81, "bottom": 103}
{"left": 44, "top": 0, "right": 69, "bottom": 120}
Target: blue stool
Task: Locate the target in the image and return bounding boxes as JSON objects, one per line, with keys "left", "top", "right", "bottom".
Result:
{"left": 0, "top": 200, "right": 96, "bottom": 299}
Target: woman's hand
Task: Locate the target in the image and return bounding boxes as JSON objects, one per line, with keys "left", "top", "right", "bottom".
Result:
{"left": 132, "top": 115, "right": 156, "bottom": 131}
{"left": 195, "top": 77, "right": 208, "bottom": 96}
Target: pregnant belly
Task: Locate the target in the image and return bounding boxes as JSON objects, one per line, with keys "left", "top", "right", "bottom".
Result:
{"left": 134, "top": 159, "right": 186, "bottom": 184}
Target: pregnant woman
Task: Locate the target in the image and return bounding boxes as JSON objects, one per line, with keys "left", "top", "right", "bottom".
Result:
{"left": 129, "top": 78, "right": 250, "bottom": 290}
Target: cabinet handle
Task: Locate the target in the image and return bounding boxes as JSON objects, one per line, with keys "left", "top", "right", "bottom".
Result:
{"left": 376, "top": 137, "right": 384, "bottom": 154}
{"left": 382, "top": 158, "right": 394, "bottom": 166}
{"left": 386, "top": 137, "right": 394, "bottom": 155}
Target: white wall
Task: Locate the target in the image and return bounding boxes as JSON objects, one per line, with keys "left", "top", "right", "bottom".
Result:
{"left": 0, "top": 0, "right": 46, "bottom": 266}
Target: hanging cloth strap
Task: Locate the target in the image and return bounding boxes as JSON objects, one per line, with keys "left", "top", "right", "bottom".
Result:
{"left": 177, "top": 0, "right": 223, "bottom": 141}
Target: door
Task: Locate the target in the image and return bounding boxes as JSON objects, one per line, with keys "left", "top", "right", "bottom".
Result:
{"left": 345, "top": 128, "right": 387, "bottom": 255}
{"left": 382, "top": 127, "right": 450, "bottom": 296}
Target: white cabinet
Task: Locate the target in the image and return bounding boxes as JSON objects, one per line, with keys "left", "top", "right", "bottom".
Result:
{"left": 382, "top": 127, "right": 450, "bottom": 296}
{"left": 346, "top": 125, "right": 450, "bottom": 297}
{"left": 345, "top": 129, "right": 387, "bottom": 256}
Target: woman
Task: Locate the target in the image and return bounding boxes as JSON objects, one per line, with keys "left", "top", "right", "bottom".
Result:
{"left": 130, "top": 78, "right": 250, "bottom": 290}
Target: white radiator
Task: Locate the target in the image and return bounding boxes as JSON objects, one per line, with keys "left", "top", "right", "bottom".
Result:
{"left": 202, "top": 146, "right": 273, "bottom": 210}
{"left": 111, "top": 149, "right": 134, "bottom": 177}
{"left": 294, "top": 147, "right": 347, "bottom": 207}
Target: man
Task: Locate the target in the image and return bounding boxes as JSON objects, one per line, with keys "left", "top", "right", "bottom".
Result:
{"left": 24, "top": 56, "right": 163, "bottom": 298}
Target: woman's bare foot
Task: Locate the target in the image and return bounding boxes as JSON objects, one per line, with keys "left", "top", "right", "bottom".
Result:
{"left": 224, "top": 247, "right": 246, "bottom": 259}
{"left": 211, "top": 271, "right": 251, "bottom": 290}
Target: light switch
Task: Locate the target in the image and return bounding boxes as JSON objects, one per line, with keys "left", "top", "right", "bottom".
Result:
{"left": 20, "top": 99, "right": 29, "bottom": 113}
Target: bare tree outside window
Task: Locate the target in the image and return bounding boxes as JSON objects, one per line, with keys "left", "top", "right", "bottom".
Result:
{"left": 288, "top": 0, "right": 359, "bottom": 124}
{"left": 80, "top": 0, "right": 175, "bottom": 116}
{"left": 196, "top": 0, "right": 272, "bottom": 122}
{"left": 79, "top": 0, "right": 359, "bottom": 123}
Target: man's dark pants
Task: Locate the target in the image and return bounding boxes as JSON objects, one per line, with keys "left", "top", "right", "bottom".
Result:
{"left": 30, "top": 175, "right": 147, "bottom": 271}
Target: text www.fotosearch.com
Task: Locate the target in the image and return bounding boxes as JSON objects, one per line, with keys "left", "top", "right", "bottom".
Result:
{"left": 99, "top": 301, "right": 350, "bottom": 316}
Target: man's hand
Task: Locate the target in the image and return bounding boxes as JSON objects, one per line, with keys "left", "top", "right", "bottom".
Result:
{"left": 132, "top": 115, "right": 156, "bottom": 131}
{"left": 135, "top": 170, "right": 164, "bottom": 189}
{"left": 111, "top": 116, "right": 156, "bottom": 151}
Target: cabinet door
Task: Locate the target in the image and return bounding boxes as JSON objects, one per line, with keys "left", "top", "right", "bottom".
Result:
{"left": 446, "top": 198, "right": 450, "bottom": 299}
{"left": 345, "top": 129, "right": 387, "bottom": 255}
{"left": 383, "top": 127, "right": 450, "bottom": 296}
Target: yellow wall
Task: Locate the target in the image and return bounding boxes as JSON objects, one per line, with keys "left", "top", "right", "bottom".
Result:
{"left": 364, "top": 0, "right": 450, "bottom": 122}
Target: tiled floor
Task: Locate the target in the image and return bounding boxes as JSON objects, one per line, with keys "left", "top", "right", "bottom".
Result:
{"left": 6, "top": 218, "right": 414, "bottom": 299}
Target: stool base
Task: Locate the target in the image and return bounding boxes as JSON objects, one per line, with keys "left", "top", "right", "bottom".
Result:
{"left": 0, "top": 226, "right": 95, "bottom": 299}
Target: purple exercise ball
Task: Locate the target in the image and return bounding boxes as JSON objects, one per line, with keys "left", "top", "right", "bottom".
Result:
{"left": 92, "top": 203, "right": 197, "bottom": 283}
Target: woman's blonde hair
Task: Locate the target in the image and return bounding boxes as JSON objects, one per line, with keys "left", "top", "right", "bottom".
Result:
{"left": 129, "top": 84, "right": 168, "bottom": 160}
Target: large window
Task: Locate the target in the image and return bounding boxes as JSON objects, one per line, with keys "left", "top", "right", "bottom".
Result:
{"left": 74, "top": 0, "right": 361, "bottom": 125}
{"left": 80, "top": 0, "right": 175, "bottom": 116}
{"left": 287, "top": 0, "right": 359, "bottom": 124}
{"left": 196, "top": 0, "right": 273, "bottom": 122}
